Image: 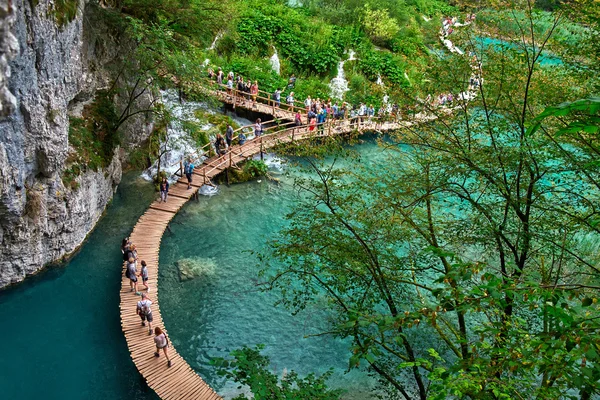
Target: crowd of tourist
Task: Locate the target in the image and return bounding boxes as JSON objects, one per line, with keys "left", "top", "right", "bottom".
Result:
{"left": 121, "top": 237, "right": 173, "bottom": 367}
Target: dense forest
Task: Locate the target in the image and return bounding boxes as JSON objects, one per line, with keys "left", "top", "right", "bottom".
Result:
{"left": 60, "top": 0, "right": 600, "bottom": 398}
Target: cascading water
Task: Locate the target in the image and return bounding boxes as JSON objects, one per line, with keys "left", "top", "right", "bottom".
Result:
{"left": 376, "top": 74, "right": 384, "bottom": 87}
{"left": 329, "top": 49, "right": 356, "bottom": 101}
{"left": 207, "top": 31, "right": 223, "bottom": 51}
{"left": 141, "top": 90, "right": 252, "bottom": 186}
{"left": 270, "top": 45, "right": 281, "bottom": 75}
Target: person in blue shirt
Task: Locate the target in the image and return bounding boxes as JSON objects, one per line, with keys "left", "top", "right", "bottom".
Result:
{"left": 184, "top": 158, "right": 195, "bottom": 190}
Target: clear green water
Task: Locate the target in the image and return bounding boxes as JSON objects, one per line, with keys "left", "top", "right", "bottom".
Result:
{"left": 158, "top": 142, "right": 384, "bottom": 399}
{"left": 0, "top": 172, "right": 158, "bottom": 400}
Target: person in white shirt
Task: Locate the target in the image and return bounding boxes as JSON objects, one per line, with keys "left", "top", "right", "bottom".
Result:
{"left": 154, "top": 327, "right": 172, "bottom": 367}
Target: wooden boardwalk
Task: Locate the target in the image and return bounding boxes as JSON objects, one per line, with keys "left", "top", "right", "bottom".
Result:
{"left": 118, "top": 116, "right": 410, "bottom": 399}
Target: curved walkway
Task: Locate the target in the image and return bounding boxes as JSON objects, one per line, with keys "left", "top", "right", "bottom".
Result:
{"left": 120, "top": 17, "right": 476, "bottom": 399}
{"left": 119, "top": 117, "right": 411, "bottom": 399}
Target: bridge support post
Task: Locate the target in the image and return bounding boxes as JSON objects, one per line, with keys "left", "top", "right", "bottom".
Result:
{"left": 260, "top": 136, "right": 264, "bottom": 161}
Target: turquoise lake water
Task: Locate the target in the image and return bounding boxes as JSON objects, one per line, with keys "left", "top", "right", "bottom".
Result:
{"left": 158, "top": 141, "right": 384, "bottom": 399}
{"left": 0, "top": 172, "right": 158, "bottom": 399}
{"left": 0, "top": 140, "right": 384, "bottom": 399}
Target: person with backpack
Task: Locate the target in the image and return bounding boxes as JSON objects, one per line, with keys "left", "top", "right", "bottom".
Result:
{"left": 184, "top": 158, "right": 195, "bottom": 190}
{"left": 126, "top": 257, "right": 139, "bottom": 294}
{"left": 139, "top": 260, "right": 150, "bottom": 292}
{"left": 154, "top": 327, "right": 172, "bottom": 367}
{"left": 160, "top": 177, "right": 169, "bottom": 203}
{"left": 137, "top": 292, "right": 153, "bottom": 335}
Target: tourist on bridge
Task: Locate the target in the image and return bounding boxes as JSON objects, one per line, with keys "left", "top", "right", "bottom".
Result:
{"left": 236, "top": 77, "right": 245, "bottom": 106}
{"left": 216, "top": 67, "right": 224, "bottom": 85}
{"left": 127, "top": 257, "right": 139, "bottom": 295}
{"left": 304, "top": 96, "right": 312, "bottom": 111}
{"left": 226, "top": 77, "right": 233, "bottom": 98}
{"left": 139, "top": 260, "right": 150, "bottom": 292}
{"left": 286, "top": 92, "right": 295, "bottom": 108}
{"left": 215, "top": 133, "right": 227, "bottom": 156}
{"left": 294, "top": 111, "right": 302, "bottom": 127}
{"left": 250, "top": 81, "right": 259, "bottom": 107}
{"left": 184, "top": 158, "right": 195, "bottom": 190}
{"left": 272, "top": 88, "right": 281, "bottom": 108}
{"left": 238, "top": 132, "right": 247, "bottom": 145}
{"left": 317, "top": 108, "right": 326, "bottom": 132}
{"left": 137, "top": 292, "right": 153, "bottom": 335}
{"left": 121, "top": 237, "right": 131, "bottom": 258}
{"left": 154, "top": 327, "right": 172, "bottom": 367}
{"left": 225, "top": 124, "right": 234, "bottom": 148}
{"left": 309, "top": 115, "right": 316, "bottom": 132}
{"left": 367, "top": 104, "right": 375, "bottom": 119}
{"left": 254, "top": 118, "right": 264, "bottom": 138}
{"left": 160, "top": 177, "right": 169, "bottom": 203}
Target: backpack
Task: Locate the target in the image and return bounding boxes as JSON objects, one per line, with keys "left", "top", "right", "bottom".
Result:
{"left": 139, "top": 300, "right": 151, "bottom": 315}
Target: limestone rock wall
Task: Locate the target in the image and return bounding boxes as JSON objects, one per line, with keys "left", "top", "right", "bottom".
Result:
{"left": 0, "top": 0, "right": 151, "bottom": 288}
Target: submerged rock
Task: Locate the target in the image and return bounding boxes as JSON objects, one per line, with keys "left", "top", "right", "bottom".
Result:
{"left": 176, "top": 257, "right": 217, "bottom": 281}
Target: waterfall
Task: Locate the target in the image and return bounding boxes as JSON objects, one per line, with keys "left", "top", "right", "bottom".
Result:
{"left": 207, "top": 32, "right": 223, "bottom": 51}
{"left": 376, "top": 74, "right": 384, "bottom": 87}
{"left": 141, "top": 90, "right": 252, "bottom": 183}
{"left": 329, "top": 49, "right": 356, "bottom": 101}
{"left": 270, "top": 46, "right": 281, "bottom": 75}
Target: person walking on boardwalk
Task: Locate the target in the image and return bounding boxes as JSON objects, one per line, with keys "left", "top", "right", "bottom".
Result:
{"left": 154, "top": 327, "right": 172, "bottom": 367}
{"left": 184, "top": 158, "right": 195, "bottom": 190}
{"left": 272, "top": 88, "right": 281, "bottom": 108}
{"left": 127, "top": 257, "right": 140, "bottom": 294}
{"left": 250, "top": 81, "right": 259, "bottom": 107}
{"left": 137, "top": 292, "right": 153, "bottom": 335}
{"left": 160, "top": 177, "right": 169, "bottom": 203}
{"left": 225, "top": 124, "right": 234, "bottom": 148}
{"left": 215, "top": 133, "right": 227, "bottom": 156}
{"left": 139, "top": 260, "right": 150, "bottom": 292}
{"left": 254, "top": 118, "right": 263, "bottom": 138}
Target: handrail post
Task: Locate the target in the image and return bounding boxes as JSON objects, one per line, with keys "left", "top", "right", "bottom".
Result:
{"left": 229, "top": 149, "right": 232, "bottom": 168}
{"left": 203, "top": 169, "right": 206, "bottom": 186}
{"left": 260, "top": 136, "right": 264, "bottom": 161}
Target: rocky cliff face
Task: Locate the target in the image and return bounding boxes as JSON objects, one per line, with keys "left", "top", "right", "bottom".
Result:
{"left": 0, "top": 0, "right": 152, "bottom": 288}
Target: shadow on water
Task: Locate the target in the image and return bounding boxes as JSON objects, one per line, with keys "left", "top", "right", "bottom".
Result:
{"left": 0, "top": 171, "right": 159, "bottom": 400}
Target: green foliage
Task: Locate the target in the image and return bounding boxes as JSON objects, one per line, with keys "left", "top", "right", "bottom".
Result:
{"left": 49, "top": 0, "right": 79, "bottom": 27}
{"left": 360, "top": 3, "right": 400, "bottom": 45}
{"left": 212, "top": 345, "right": 343, "bottom": 400}
{"left": 357, "top": 49, "right": 409, "bottom": 86}
{"left": 64, "top": 91, "right": 120, "bottom": 189}
{"left": 243, "top": 159, "right": 268, "bottom": 179}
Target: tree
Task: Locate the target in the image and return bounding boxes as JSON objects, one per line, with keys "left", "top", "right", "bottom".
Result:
{"left": 213, "top": 345, "right": 343, "bottom": 400}
{"left": 259, "top": 2, "right": 600, "bottom": 399}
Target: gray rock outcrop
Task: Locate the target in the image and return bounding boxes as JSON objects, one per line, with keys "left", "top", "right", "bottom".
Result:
{"left": 0, "top": 0, "right": 153, "bottom": 288}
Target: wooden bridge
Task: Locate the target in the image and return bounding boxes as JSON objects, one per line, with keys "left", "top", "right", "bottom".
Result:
{"left": 118, "top": 112, "right": 418, "bottom": 399}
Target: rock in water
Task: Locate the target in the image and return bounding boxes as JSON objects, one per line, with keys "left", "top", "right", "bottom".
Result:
{"left": 176, "top": 257, "right": 217, "bottom": 281}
